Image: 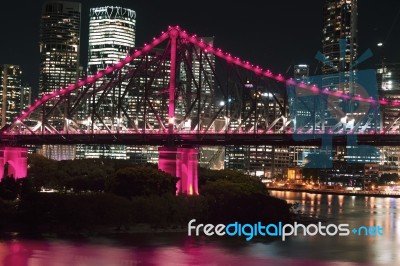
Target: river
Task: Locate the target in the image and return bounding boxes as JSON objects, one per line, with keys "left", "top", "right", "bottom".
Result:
{"left": 0, "top": 191, "right": 399, "bottom": 266}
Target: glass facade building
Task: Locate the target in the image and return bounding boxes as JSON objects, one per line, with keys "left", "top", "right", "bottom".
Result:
{"left": 225, "top": 93, "right": 290, "bottom": 178}
{"left": 289, "top": 64, "right": 319, "bottom": 167}
{"left": 39, "top": 1, "right": 81, "bottom": 93}
{"left": 87, "top": 6, "right": 136, "bottom": 76}
{"left": 76, "top": 6, "right": 136, "bottom": 160}
{"left": 38, "top": 1, "right": 81, "bottom": 160}
{"left": 321, "top": 0, "right": 379, "bottom": 165}
{"left": 321, "top": 0, "right": 358, "bottom": 132}
{"left": 1, "top": 65, "right": 23, "bottom": 127}
{"left": 378, "top": 63, "right": 400, "bottom": 175}
{"left": 322, "top": 0, "right": 357, "bottom": 81}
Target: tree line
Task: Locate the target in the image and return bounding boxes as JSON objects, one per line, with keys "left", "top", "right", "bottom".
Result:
{"left": 0, "top": 154, "right": 292, "bottom": 237}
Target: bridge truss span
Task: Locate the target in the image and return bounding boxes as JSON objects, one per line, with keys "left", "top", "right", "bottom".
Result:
{"left": 2, "top": 26, "right": 400, "bottom": 193}
{"left": 1, "top": 26, "right": 398, "bottom": 145}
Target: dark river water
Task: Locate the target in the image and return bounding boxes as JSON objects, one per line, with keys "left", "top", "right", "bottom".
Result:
{"left": 0, "top": 191, "right": 399, "bottom": 266}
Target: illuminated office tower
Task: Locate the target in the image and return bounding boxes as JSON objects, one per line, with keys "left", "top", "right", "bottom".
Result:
{"left": 378, "top": 63, "right": 400, "bottom": 175}
{"left": 322, "top": 0, "right": 357, "bottom": 85}
{"left": 21, "top": 84, "right": 32, "bottom": 111}
{"left": 38, "top": 1, "right": 81, "bottom": 160}
{"left": 321, "top": 0, "right": 358, "bottom": 131}
{"left": 320, "top": 0, "right": 379, "bottom": 165}
{"left": 294, "top": 64, "right": 310, "bottom": 82}
{"left": 250, "top": 93, "right": 290, "bottom": 178}
{"left": 76, "top": 6, "right": 136, "bottom": 159}
{"left": 0, "top": 67, "right": 33, "bottom": 154}
{"left": 39, "top": 1, "right": 81, "bottom": 93}
{"left": 0, "top": 65, "right": 22, "bottom": 127}
{"left": 225, "top": 92, "right": 290, "bottom": 178}
{"left": 87, "top": 6, "right": 136, "bottom": 76}
{"left": 289, "top": 64, "right": 319, "bottom": 167}
{"left": 378, "top": 63, "right": 400, "bottom": 129}
{"left": 290, "top": 64, "right": 311, "bottom": 130}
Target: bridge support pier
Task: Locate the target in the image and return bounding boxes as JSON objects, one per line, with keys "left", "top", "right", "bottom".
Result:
{"left": 158, "top": 147, "right": 198, "bottom": 195}
{"left": 0, "top": 147, "right": 27, "bottom": 180}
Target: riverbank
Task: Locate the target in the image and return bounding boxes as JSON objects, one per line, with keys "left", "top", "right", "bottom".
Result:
{"left": 267, "top": 186, "right": 400, "bottom": 198}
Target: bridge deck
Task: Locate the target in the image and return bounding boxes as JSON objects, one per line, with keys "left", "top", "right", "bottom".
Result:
{"left": 1, "top": 133, "right": 398, "bottom": 146}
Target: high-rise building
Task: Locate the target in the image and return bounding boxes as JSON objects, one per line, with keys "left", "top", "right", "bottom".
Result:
{"left": 378, "top": 63, "right": 400, "bottom": 175}
{"left": 322, "top": 0, "right": 357, "bottom": 82}
{"left": 87, "top": 6, "right": 136, "bottom": 76}
{"left": 290, "top": 64, "right": 312, "bottom": 130}
{"left": 21, "top": 84, "right": 32, "bottom": 111}
{"left": 225, "top": 91, "right": 290, "bottom": 178}
{"left": 76, "top": 6, "right": 136, "bottom": 160}
{"left": 1, "top": 65, "right": 22, "bottom": 127}
{"left": 38, "top": 1, "right": 81, "bottom": 160}
{"left": 321, "top": 0, "right": 358, "bottom": 133}
{"left": 289, "top": 64, "right": 319, "bottom": 167}
{"left": 320, "top": 1, "right": 380, "bottom": 168}
{"left": 294, "top": 64, "right": 310, "bottom": 82}
{"left": 37, "top": 145, "right": 76, "bottom": 161}
{"left": 379, "top": 63, "right": 400, "bottom": 130}
{"left": 39, "top": 1, "right": 81, "bottom": 93}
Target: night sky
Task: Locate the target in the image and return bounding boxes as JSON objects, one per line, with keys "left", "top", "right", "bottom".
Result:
{"left": 1, "top": 0, "right": 400, "bottom": 97}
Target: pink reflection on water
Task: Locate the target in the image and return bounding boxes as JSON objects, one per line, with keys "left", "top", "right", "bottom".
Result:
{"left": 0, "top": 238, "right": 387, "bottom": 266}
{"left": 0, "top": 238, "right": 386, "bottom": 266}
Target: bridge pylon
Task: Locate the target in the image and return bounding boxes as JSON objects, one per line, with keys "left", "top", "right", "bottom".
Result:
{"left": 0, "top": 147, "right": 27, "bottom": 180}
{"left": 158, "top": 146, "right": 198, "bottom": 195}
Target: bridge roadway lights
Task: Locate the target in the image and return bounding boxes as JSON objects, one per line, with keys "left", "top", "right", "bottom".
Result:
{"left": 0, "top": 147, "right": 27, "bottom": 180}
{"left": 158, "top": 146, "right": 199, "bottom": 195}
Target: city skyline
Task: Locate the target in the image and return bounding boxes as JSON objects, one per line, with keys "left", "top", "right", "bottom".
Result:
{"left": 0, "top": 0, "right": 398, "bottom": 178}
{"left": 0, "top": 1, "right": 399, "bottom": 96}
{"left": 1, "top": 2, "right": 400, "bottom": 264}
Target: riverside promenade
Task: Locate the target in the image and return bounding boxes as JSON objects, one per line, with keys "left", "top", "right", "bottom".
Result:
{"left": 267, "top": 185, "right": 400, "bottom": 198}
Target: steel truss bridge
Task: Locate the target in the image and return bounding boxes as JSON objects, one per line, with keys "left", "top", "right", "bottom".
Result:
{"left": 2, "top": 26, "right": 400, "bottom": 145}
{"left": 1, "top": 26, "right": 400, "bottom": 194}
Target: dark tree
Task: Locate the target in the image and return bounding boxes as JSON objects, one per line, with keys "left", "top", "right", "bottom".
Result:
{"left": 199, "top": 168, "right": 268, "bottom": 195}
{"left": 27, "top": 154, "right": 58, "bottom": 189}
{"left": 112, "top": 166, "right": 178, "bottom": 198}
{"left": 199, "top": 171, "right": 291, "bottom": 224}
{"left": 0, "top": 176, "right": 18, "bottom": 201}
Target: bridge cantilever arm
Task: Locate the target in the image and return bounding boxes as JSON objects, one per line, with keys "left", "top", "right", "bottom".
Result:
{"left": 8, "top": 30, "right": 171, "bottom": 130}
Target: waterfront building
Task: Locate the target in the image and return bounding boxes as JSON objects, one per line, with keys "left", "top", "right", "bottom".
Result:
{"left": 38, "top": 1, "right": 81, "bottom": 160}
